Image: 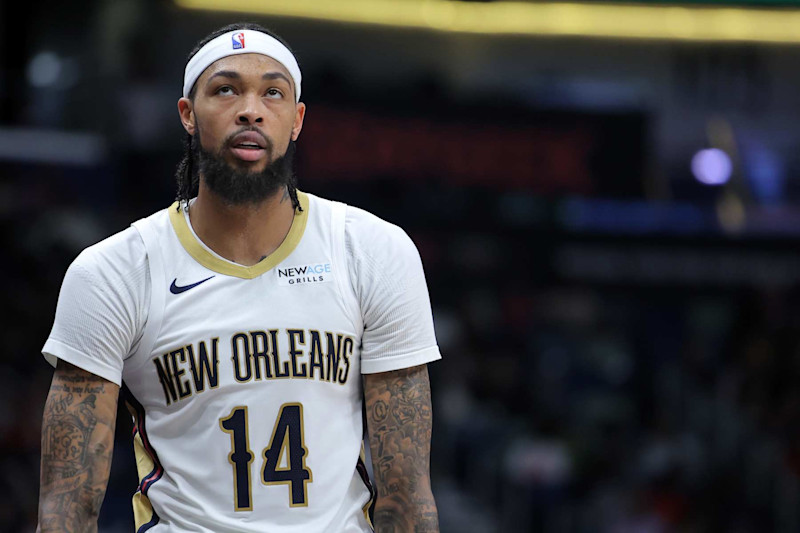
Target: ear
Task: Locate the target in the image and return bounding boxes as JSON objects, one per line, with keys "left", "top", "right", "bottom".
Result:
{"left": 178, "top": 97, "right": 196, "bottom": 136}
{"left": 291, "top": 102, "right": 306, "bottom": 142}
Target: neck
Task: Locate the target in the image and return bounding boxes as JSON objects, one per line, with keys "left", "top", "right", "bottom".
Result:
{"left": 188, "top": 182, "right": 296, "bottom": 267}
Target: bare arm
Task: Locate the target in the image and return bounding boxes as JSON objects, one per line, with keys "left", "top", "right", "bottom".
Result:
{"left": 364, "top": 364, "right": 439, "bottom": 533}
{"left": 38, "top": 360, "right": 119, "bottom": 533}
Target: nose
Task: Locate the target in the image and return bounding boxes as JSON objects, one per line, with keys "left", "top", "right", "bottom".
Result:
{"left": 236, "top": 93, "right": 264, "bottom": 125}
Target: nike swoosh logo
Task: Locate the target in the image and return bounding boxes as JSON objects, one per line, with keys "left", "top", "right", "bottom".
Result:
{"left": 170, "top": 276, "right": 215, "bottom": 294}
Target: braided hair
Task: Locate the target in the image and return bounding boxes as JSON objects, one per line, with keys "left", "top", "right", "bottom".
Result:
{"left": 174, "top": 22, "right": 302, "bottom": 212}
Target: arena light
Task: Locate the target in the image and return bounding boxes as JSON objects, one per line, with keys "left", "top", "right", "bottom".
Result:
{"left": 691, "top": 148, "right": 733, "bottom": 185}
{"left": 27, "top": 52, "right": 62, "bottom": 88}
{"left": 174, "top": 0, "right": 800, "bottom": 44}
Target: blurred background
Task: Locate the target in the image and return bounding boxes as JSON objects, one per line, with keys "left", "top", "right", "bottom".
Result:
{"left": 4, "top": 0, "right": 800, "bottom": 531}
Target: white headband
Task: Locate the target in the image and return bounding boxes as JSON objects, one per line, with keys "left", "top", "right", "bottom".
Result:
{"left": 183, "top": 29, "right": 302, "bottom": 102}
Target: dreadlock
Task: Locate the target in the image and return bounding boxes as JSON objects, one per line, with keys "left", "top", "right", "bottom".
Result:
{"left": 174, "top": 22, "right": 303, "bottom": 212}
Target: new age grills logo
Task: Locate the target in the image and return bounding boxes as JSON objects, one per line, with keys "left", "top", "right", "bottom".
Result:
{"left": 232, "top": 32, "right": 245, "bottom": 50}
{"left": 277, "top": 263, "right": 333, "bottom": 286}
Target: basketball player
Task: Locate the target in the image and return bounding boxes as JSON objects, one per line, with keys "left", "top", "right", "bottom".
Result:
{"left": 37, "top": 23, "right": 440, "bottom": 532}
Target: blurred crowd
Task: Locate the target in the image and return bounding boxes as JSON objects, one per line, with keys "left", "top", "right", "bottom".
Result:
{"left": 432, "top": 281, "right": 800, "bottom": 533}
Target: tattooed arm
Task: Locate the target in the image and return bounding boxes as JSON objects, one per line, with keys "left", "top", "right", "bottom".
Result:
{"left": 38, "top": 360, "right": 120, "bottom": 533}
{"left": 364, "top": 364, "right": 439, "bottom": 533}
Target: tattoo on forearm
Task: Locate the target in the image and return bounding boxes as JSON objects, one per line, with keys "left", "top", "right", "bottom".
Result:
{"left": 366, "top": 365, "right": 439, "bottom": 532}
{"left": 373, "top": 508, "right": 408, "bottom": 533}
{"left": 39, "top": 363, "right": 117, "bottom": 533}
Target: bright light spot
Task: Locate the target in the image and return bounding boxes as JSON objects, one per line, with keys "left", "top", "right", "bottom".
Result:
{"left": 691, "top": 148, "right": 732, "bottom": 186}
{"left": 27, "top": 52, "right": 62, "bottom": 88}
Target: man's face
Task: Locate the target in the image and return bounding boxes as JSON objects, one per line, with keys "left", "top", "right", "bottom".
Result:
{"left": 179, "top": 53, "right": 306, "bottom": 176}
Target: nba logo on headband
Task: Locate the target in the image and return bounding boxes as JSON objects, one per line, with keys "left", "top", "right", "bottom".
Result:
{"left": 232, "top": 32, "right": 245, "bottom": 50}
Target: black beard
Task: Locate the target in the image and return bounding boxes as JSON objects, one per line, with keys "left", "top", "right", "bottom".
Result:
{"left": 193, "top": 127, "right": 295, "bottom": 206}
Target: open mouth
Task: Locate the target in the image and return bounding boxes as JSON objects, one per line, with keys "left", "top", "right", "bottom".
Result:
{"left": 230, "top": 144, "right": 264, "bottom": 162}
{"left": 235, "top": 142, "right": 262, "bottom": 150}
{"left": 229, "top": 132, "right": 268, "bottom": 162}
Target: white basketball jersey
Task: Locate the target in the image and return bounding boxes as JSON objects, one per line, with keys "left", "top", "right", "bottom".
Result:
{"left": 123, "top": 192, "right": 373, "bottom": 532}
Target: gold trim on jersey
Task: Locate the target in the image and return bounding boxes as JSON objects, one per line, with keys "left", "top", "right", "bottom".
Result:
{"left": 133, "top": 431, "right": 156, "bottom": 488}
{"left": 126, "top": 401, "right": 161, "bottom": 531}
{"left": 131, "top": 431, "right": 156, "bottom": 529}
{"left": 168, "top": 191, "right": 310, "bottom": 279}
{"left": 359, "top": 444, "right": 375, "bottom": 529}
{"left": 132, "top": 490, "right": 156, "bottom": 531}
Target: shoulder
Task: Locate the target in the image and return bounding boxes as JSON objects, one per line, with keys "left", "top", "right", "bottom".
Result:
{"left": 45, "top": 222, "right": 152, "bottom": 383}
{"left": 71, "top": 225, "right": 147, "bottom": 281}
{"left": 342, "top": 203, "right": 426, "bottom": 297}
{"left": 305, "top": 192, "right": 419, "bottom": 263}
{"left": 344, "top": 204, "right": 418, "bottom": 258}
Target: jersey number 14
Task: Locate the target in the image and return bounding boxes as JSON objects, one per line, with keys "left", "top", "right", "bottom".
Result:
{"left": 219, "top": 403, "right": 313, "bottom": 511}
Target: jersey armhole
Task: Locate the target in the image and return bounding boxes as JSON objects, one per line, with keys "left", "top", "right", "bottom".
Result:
{"left": 330, "top": 202, "right": 362, "bottom": 333}
{"left": 126, "top": 215, "right": 167, "bottom": 369}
